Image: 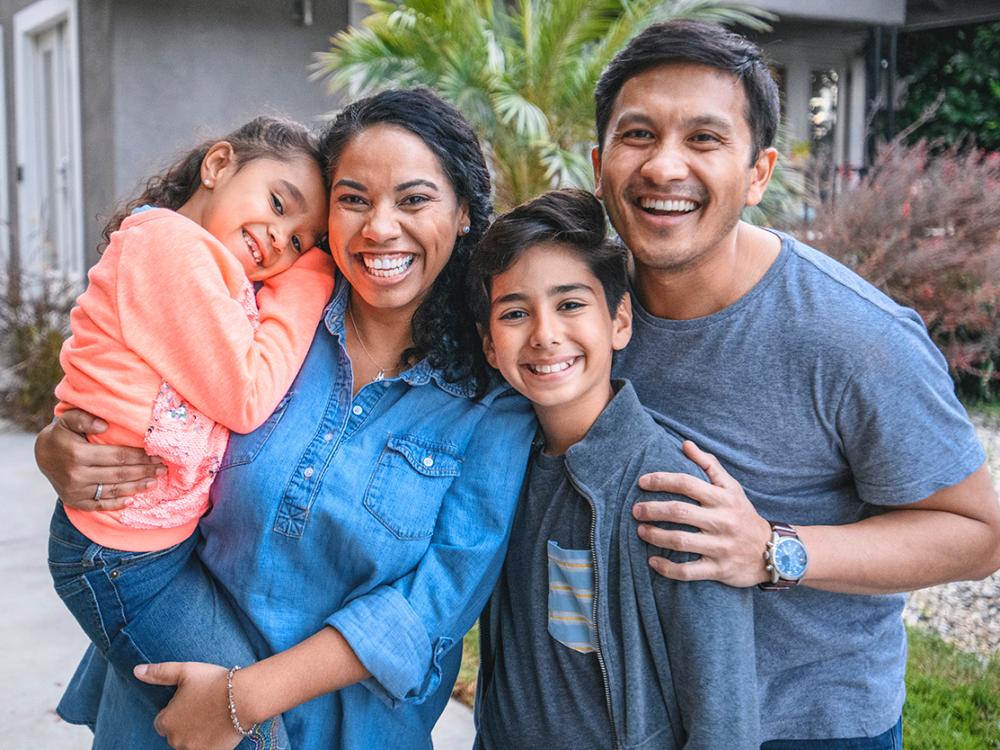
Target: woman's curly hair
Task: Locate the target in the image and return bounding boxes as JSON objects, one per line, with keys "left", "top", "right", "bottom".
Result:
{"left": 99, "top": 116, "right": 325, "bottom": 252}
{"left": 319, "top": 88, "right": 493, "bottom": 397}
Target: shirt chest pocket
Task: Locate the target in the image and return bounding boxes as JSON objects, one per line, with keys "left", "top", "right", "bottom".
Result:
{"left": 218, "top": 390, "right": 294, "bottom": 470}
{"left": 363, "top": 435, "right": 463, "bottom": 540}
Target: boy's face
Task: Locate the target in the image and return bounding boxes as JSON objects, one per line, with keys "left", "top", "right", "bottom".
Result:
{"left": 483, "top": 242, "right": 632, "bottom": 414}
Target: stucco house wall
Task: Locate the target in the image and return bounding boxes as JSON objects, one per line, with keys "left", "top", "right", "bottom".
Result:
{"left": 0, "top": 0, "right": 347, "bottom": 275}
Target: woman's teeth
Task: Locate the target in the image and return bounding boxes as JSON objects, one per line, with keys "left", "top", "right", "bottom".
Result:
{"left": 527, "top": 359, "right": 575, "bottom": 374}
{"left": 361, "top": 254, "right": 414, "bottom": 278}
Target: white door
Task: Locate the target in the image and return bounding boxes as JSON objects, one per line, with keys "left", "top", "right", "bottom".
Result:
{"left": 0, "top": 29, "right": 9, "bottom": 266}
{"left": 14, "top": 0, "right": 83, "bottom": 280}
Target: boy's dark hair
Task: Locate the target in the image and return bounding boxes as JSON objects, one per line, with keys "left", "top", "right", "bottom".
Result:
{"left": 319, "top": 87, "right": 493, "bottom": 395}
{"left": 101, "top": 116, "right": 325, "bottom": 251}
{"left": 468, "top": 188, "right": 628, "bottom": 327}
{"left": 594, "top": 20, "right": 779, "bottom": 162}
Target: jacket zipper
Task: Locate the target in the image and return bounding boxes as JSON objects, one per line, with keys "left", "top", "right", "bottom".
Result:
{"left": 568, "top": 474, "right": 620, "bottom": 750}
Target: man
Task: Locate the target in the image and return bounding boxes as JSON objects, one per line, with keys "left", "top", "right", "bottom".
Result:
{"left": 596, "top": 20, "right": 1000, "bottom": 747}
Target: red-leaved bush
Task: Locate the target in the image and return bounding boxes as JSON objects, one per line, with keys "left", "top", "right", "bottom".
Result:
{"left": 802, "top": 140, "right": 1000, "bottom": 398}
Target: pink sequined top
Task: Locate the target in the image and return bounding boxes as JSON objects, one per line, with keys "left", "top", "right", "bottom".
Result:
{"left": 55, "top": 209, "right": 335, "bottom": 551}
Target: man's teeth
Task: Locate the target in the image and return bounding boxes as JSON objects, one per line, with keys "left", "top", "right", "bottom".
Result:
{"left": 362, "top": 255, "right": 414, "bottom": 278}
{"left": 640, "top": 198, "right": 698, "bottom": 213}
{"left": 528, "top": 359, "right": 574, "bottom": 374}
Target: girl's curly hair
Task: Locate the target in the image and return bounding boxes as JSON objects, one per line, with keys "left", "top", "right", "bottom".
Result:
{"left": 100, "top": 116, "right": 325, "bottom": 252}
{"left": 319, "top": 88, "right": 492, "bottom": 396}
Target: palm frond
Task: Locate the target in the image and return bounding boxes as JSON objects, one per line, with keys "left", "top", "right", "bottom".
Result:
{"left": 492, "top": 88, "right": 551, "bottom": 142}
{"left": 314, "top": 0, "right": 785, "bottom": 210}
{"left": 539, "top": 143, "right": 595, "bottom": 189}
{"left": 651, "top": 0, "right": 774, "bottom": 30}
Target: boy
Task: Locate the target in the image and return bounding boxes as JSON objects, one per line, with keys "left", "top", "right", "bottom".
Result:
{"left": 467, "top": 189, "right": 759, "bottom": 750}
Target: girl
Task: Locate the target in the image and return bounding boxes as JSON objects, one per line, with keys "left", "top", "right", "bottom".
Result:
{"left": 47, "top": 115, "right": 333, "bottom": 746}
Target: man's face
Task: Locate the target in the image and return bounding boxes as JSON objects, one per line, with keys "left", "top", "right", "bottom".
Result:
{"left": 593, "top": 63, "right": 774, "bottom": 275}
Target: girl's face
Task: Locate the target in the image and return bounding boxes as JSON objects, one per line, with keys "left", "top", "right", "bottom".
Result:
{"left": 196, "top": 147, "right": 328, "bottom": 282}
{"left": 327, "top": 124, "right": 470, "bottom": 318}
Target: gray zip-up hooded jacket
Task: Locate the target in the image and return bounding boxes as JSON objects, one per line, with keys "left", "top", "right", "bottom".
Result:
{"left": 477, "top": 380, "right": 759, "bottom": 749}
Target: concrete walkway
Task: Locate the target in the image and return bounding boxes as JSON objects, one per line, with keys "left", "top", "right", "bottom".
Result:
{"left": 0, "top": 431, "right": 474, "bottom": 748}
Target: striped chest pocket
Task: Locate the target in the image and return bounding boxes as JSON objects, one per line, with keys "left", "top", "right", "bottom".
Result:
{"left": 546, "top": 540, "right": 597, "bottom": 654}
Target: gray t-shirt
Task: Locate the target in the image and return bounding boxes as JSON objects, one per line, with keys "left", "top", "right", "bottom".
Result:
{"left": 614, "top": 232, "right": 985, "bottom": 741}
{"left": 476, "top": 448, "right": 614, "bottom": 749}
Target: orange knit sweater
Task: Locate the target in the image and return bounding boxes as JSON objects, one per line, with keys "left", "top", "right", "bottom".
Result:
{"left": 55, "top": 208, "right": 335, "bottom": 550}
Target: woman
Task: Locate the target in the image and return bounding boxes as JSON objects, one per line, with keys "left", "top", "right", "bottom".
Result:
{"left": 35, "top": 88, "right": 535, "bottom": 749}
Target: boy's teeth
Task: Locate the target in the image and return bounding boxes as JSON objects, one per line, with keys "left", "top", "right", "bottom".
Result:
{"left": 362, "top": 254, "right": 414, "bottom": 278}
{"left": 529, "top": 359, "right": 574, "bottom": 374}
{"left": 640, "top": 198, "right": 698, "bottom": 213}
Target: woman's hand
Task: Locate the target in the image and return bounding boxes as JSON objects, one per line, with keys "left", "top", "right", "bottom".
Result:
{"left": 35, "top": 409, "right": 164, "bottom": 510}
{"left": 135, "top": 662, "right": 242, "bottom": 750}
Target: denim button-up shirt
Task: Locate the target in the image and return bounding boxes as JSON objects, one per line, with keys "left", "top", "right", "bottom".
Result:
{"left": 198, "top": 279, "right": 534, "bottom": 748}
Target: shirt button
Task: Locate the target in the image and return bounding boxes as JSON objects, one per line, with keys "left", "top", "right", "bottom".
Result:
{"left": 422, "top": 455, "right": 434, "bottom": 468}
{"left": 323, "top": 432, "right": 333, "bottom": 442}
{"left": 352, "top": 405, "right": 363, "bottom": 416}
{"left": 303, "top": 467, "right": 314, "bottom": 479}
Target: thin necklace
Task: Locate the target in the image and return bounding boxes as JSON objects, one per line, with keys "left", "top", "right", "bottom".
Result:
{"left": 347, "top": 301, "right": 399, "bottom": 383}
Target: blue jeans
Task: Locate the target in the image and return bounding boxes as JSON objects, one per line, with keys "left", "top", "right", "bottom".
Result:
{"left": 761, "top": 716, "right": 903, "bottom": 749}
{"left": 48, "top": 502, "right": 287, "bottom": 749}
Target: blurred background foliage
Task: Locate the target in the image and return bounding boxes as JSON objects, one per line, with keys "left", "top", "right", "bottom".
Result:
{"left": 312, "top": 0, "right": 796, "bottom": 214}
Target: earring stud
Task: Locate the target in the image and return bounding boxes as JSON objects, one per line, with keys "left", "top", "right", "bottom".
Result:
{"left": 462, "top": 225, "right": 471, "bottom": 235}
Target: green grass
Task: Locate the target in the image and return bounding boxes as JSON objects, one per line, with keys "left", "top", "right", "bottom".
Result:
{"left": 969, "top": 399, "right": 1000, "bottom": 423}
{"left": 452, "top": 625, "right": 480, "bottom": 707}
{"left": 904, "top": 627, "right": 1000, "bottom": 749}
{"left": 455, "top": 624, "right": 1000, "bottom": 747}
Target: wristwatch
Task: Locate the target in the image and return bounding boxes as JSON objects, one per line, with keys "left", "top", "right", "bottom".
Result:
{"left": 759, "top": 521, "right": 808, "bottom": 591}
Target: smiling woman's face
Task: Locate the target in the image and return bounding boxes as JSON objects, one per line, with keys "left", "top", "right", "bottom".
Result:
{"left": 327, "top": 124, "right": 470, "bottom": 318}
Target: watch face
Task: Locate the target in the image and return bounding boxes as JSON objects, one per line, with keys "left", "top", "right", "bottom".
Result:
{"left": 773, "top": 537, "right": 808, "bottom": 579}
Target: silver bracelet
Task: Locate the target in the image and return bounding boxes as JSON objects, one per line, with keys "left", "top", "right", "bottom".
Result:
{"left": 226, "top": 665, "right": 259, "bottom": 738}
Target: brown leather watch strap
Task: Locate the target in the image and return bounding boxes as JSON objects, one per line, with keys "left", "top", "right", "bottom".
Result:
{"left": 758, "top": 521, "right": 805, "bottom": 591}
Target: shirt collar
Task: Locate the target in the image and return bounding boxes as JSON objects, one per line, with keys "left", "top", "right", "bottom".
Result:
{"left": 323, "top": 278, "right": 476, "bottom": 400}
{"left": 564, "top": 379, "right": 654, "bottom": 489}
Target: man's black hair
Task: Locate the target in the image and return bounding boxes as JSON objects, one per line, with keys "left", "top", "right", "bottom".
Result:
{"left": 594, "top": 20, "right": 780, "bottom": 162}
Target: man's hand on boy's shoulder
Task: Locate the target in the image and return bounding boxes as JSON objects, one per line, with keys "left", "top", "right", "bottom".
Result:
{"left": 633, "top": 440, "right": 771, "bottom": 588}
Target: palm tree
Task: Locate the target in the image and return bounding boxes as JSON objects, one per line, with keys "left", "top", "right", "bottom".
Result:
{"left": 314, "top": 0, "right": 790, "bottom": 214}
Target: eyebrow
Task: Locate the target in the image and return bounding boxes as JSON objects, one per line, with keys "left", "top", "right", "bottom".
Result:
{"left": 333, "top": 178, "right": 367, "bottom": 191}
{"left": 682, "top": 113, "right": 734, "bottom": 132}
{"left": 491, "top": 282, "right": 596, "bottom": 306}
{"left": 615, "top": 111, "right": 658, "bottom": 129}
{"left": 332, "top": 178, "right": 440, "bottom": 193}
{"left": 278, "top": 179, "right": 306, "bottom": 208}
{"left": 396, "top": 179, "right": 439, "bottom": 192}
{"left": 615, "top": 110, "right": 734, "bottom": 133}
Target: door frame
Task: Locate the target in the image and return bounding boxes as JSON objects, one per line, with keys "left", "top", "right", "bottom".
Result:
{"left": 13, "top": 0, "right": 84, "bottom": 279}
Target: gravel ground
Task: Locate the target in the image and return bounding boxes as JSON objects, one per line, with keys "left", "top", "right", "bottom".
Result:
{"left": 902, "top": 411, "right": 1000, "bottom": 657}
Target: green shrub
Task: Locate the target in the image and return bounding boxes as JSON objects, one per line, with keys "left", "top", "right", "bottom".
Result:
{"left": 0, "top": 260, "right": 75, "bottom": 430}
{"left": 801, "top": 140, "right": 1000, "bottom": 400}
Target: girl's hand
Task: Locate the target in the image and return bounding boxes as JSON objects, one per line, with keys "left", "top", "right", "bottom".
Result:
{"left": 35, "top": 409, "right": 164, "bottom": 510}
{"left": 135, "top": 662, "right": 241, "bottom": 750}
